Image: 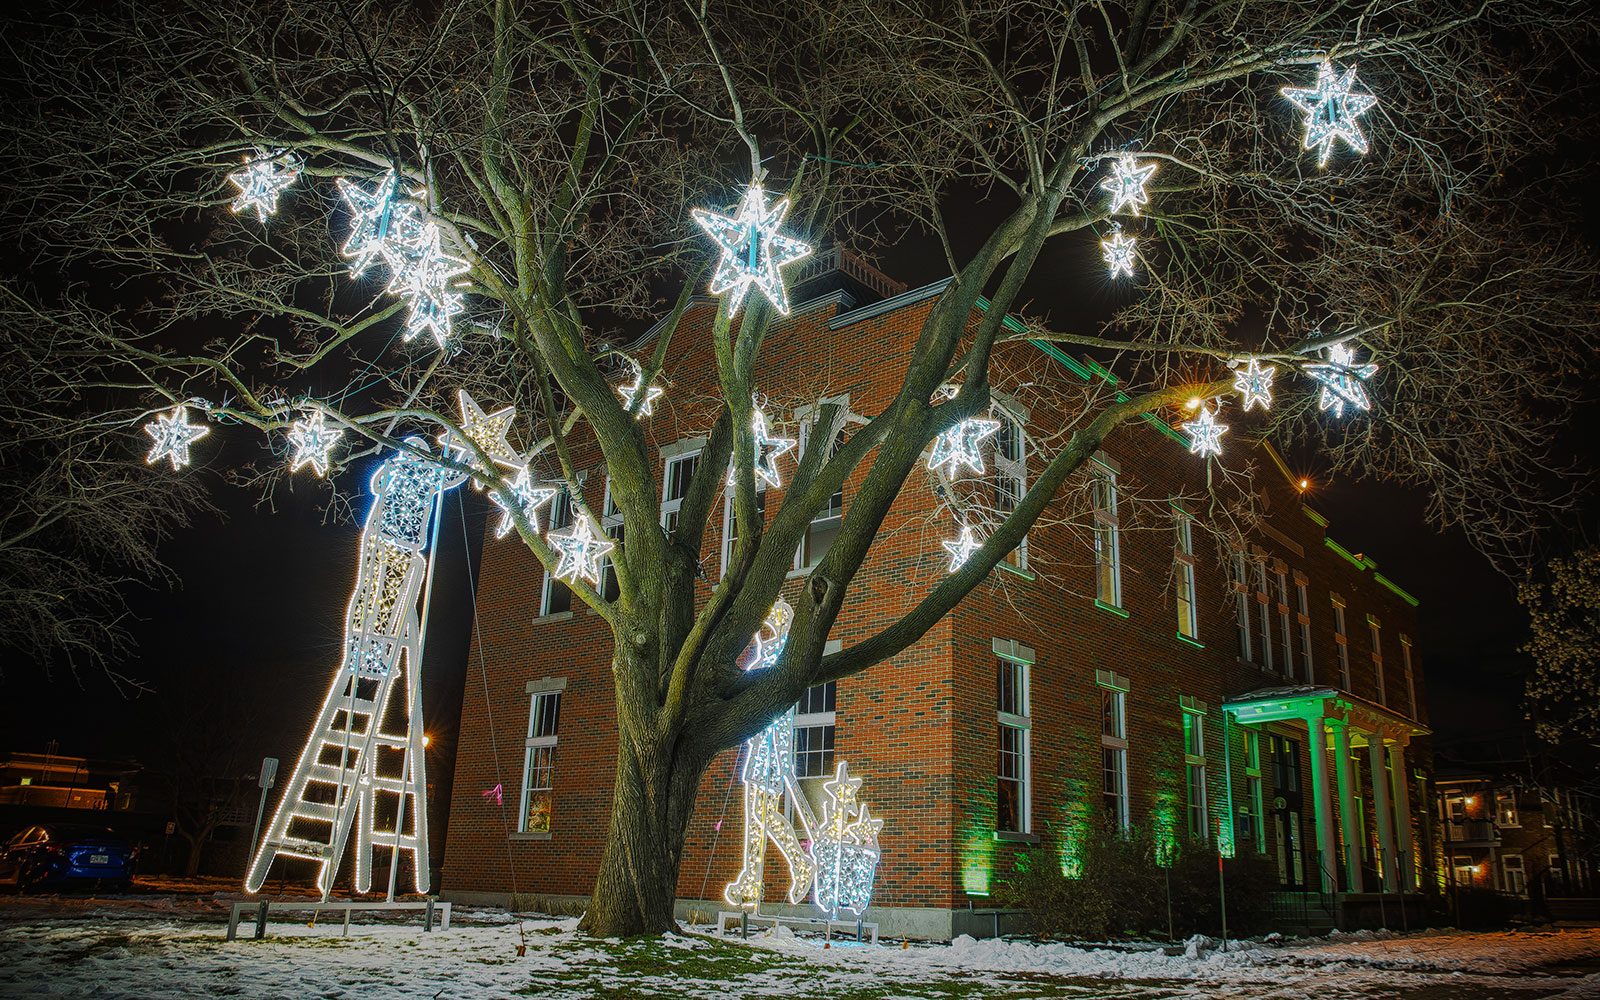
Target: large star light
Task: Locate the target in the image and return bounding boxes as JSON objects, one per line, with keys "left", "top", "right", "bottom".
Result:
{"left": 549, "top": 517, "right": 615, "bottom": 586}
{"left": 692, "top": 184, "right": 813, "bottom": 315}
{"left": 439, "top": 389, "right": 520, "bottom": 486}
{"left": 1304, "top": 343, "right": 1378, "bottom": 418}
{"left": 1099, "top": 154, "right": 1159, "bottom": 216}
{"left": 287, "top": 409, "right": 343, "bottom": 477}
{"left": 395, "top": 226, "right": 470, "bottom": 348}
{"left": 488, "top": 465, "right": 558, "bottom": 540}
{"left": 616, "top": 357, "right": 664, "bottom": 417}
{"left": 942, "top": 523, "right": 984, "bottom": 572}
{"left": 143, "top": 404, "right": 210, "bottom": 470}
{"left": 1232, "top": 358, "right": 1276, "bottom": 412}
{"left": 927, "top": 395, "right": 1001, "bottom": 477}
{"left": 337, "top": 171, "right": 416, "bottom": 277}
{"left": 1183, "top": 403, "right": 1229, "bottom": 458}
{"left": 227, "top": 148, "right": 300, "bottom": 223}
{"left": 1281, "top": 62, "right": 1380, "bottom": 168}
{"left": 1101, "top": 227, "right": 1139, "bottom": 279}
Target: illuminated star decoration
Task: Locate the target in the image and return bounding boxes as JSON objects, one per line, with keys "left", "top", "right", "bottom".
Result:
{"left": 143, "top": 404, "right": 211, "bottom": 470}
{"left": 1101, "top": 226, "right": 1138, "bottom": 279}
{"left": 1232, "top": 358, "right": 1276, "bottom": 412}
{"left": 1183, "top": 403, "right": 1229, "bottom": 458}
{"left": 616, "top": 357, "right": 664, "bottom": 417}
{"left": 811, "top": 760, "right": 883, "bottom": 917}
{"left": 692, "top": 184, "right": 813, "bottom": 315}
{"left": 749, "top": 598, "right": 795, "bottom": 673}
{"left": 548, "top": 517, "right": 614, "bottom": 586}
{"left": 337, "top": 170, "right": 415, "bottom": 277}
{"left": 439, "top": 389, "right": 520, "bottom": 487}
{"left": 286, "top": 409, "right": 343, "bottom": 477}
{"left": 1281, "top": 61, "right": 1380, "bottom": 168}
{"left": 488, "top": 465, "right": 558, "bottom": 540}
{"left": 728, "top": 402, "right": 796, "bottom": 490}
{"left": 1099, "top": 154, "right": 1159, "bottom": 216}
{"left": 1304, "top": 343, "right": 1379, "bottom": 418}
{"left": 393, "top": 225, "right": 470, "bottom": 348}
{"left": 928, "top": 392, "right": 1002, "bottom": 477}
{"left": 227, "top": 148, "right": 300, "bottom": 223}
{"left": 942, "top": 523, "right": 984, "bottom": 572}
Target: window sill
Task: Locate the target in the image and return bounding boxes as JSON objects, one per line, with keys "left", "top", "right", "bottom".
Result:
{"left": 787, "top": 567, "right": 813, "bottom": 580}
{"left": 993, "top": 831, "right": 1040, "bottom": 845}
{"left": 534, "top": 611, "right": 574, "bottom": 624}
{"left": 509, "top": 831, "right": 552, "bottom": 841}
{"left": 1176, "top": 633, "right": 1205, "bottom": 650}
{"left": 1093, "top": 599, "right": 1130, "bottom": 620}
{"left": 996, "top": 561, "right": 1036, "bottom": 581}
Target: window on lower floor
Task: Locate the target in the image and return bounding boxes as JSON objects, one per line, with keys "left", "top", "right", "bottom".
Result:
{"left": 519, "top": 689, "right": 562, "bottom": 833}
{"left": 996, "top": 650, "right": 1032, "bottom": 834}
{"left": 1099, "top": 675, "right": 1129, "bottom": 830}
{"left": 793, "top": 682, "right": 837, "bottom": 778}
{"left": 1241, "top": 729, "right": 1266, "bottom": 853}
{"left": 1501, "top": 854, "right": 1526, "bottom": 895}
{"left": 1182, "top": 702, "right": 1208, "bottom": 840}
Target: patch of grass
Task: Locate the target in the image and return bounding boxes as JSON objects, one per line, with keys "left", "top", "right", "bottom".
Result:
{"left": 49, "top": 932, "right": 134, "bottom": 964}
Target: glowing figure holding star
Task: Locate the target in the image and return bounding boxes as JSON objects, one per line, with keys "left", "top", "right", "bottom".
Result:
{"left": 1233, "top": 358, "right": 1276, "bottom": 412}
{"left": 1099, "top": 154, "right": 1159, "bottom": 216}
{"left": 1305, "top": 343, "right": 1379, "bottom": 417}
{"left": 1281, "top": 62, "right": 1380, "bottom": 168}
{"left": 287, "top": 409, "right": 342, "bottom": 477}
{"left": 692, "top": 184, "right": 813, "bottom": 315}
{"left": 227, "top": 148, "right": 300, "bottom": 223}
{"left": 1183, "top": 404, "right": 1229, "bottom": 458}
{"left": 143, "top": 404, "right": 210, "bottom": 470}
{"left": 246, "top": 439, "right": 466, "bottom": 900}
{"left": 1101, "top": 227, "right": 1139, "bottom": 279}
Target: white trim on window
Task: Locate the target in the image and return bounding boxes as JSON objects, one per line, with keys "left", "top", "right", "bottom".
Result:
{"left": 1253, "top": 559, "right": 1274, "bottom": 673}
{"left": 540, "top": 489, "right": 576, "bottom": 616}
{"left": 518, "top": 686, "right": 563, "bottom": 835}
{"left": 1295, "top": 573, "right": 1315, "bottom": 685}
{"left": 1182, "top": 699, "right": 1209, "bottom": 841}
{"left": 1274, "top": 567, "right": 1295, "bottom": 680}
{"left": 600, "top": 478, "right": 624, "bottom": 601}
{"left": 1099, "top": 676, "right": 1129, "bottom": 831}
{"left": 720, "top": 485, "right": 766, "bottom": 578}
{"left": 1231, "top": 550, "right": 1253, "bottom": 663}
{"left": 1331, "top": 594, "right": 1351, "bottom": 689}
{"left": 996, "top": 645, "right": 1032, "bottom": 835}
{"left": 795, "top": 405, "right": 846, "bottom": 571}
{"left": 992, "top": 405, "right": 1029, "bottom": 570}
{"left": 660, "top": 446, "right": 702, "bottom": 536}
{"left": 1091, "top": 460, "right": 1121, "bottom": 606}
{"left": 1175, "top": 513, "right": 1199, "bottom": 641}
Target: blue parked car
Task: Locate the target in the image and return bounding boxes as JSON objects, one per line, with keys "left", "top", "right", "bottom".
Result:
{"left": 0, "top": 824, "right": 136, "bottom": 892}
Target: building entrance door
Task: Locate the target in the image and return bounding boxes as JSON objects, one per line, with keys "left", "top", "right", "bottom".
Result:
{"left": 1269, "top": 734, "right": 1308, "bottom": 889}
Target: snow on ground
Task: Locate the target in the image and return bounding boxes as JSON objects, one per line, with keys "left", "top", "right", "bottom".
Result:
{"left": 0, "top": 895, "right": 1597, "bottom": 999}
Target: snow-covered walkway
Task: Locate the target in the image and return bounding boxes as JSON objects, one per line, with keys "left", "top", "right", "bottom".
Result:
{"left": 1, "top": 898, "right": 1596, "bottom": 998}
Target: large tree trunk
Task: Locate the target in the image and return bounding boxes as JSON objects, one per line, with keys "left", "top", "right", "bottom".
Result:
{"left": 581, "top": 724, "right": 709, "bottom": 937}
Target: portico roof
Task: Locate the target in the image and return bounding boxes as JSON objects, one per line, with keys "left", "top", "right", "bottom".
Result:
{"left": 1222, "top": 685, "right": 1431, "bottom": 742}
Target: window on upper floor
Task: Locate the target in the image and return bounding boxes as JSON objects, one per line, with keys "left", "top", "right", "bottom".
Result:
{"left": 541, "top": 490, "right": 575, "bottom": 616}
{"left": 796, "top": 414, "right": 845, "bottom": 571}
{"left": 1368, "top": 615, "right": 1385, "bottom": 705}
{"left": 1230, "top": 551, "right": 1253, "bottom": 663}
{"left": 1495, "top": 788, "right": 1520, "bottom": 828}
{"left": 1174, "top": 513, "right": 1199, "bottom": 641}
{"left": 1295, "top": 576, "right": 1315, "bottom": 684}
{"left": 991, "top": 406, "right": 1028, "bottom": 569}
{"left": 1091, "top": 462, "right": 1121, "bottom": 606}
{"left": 720, "top": 487, "right": 766, "bottom": 579}
{"left": 660, "top": 449, "right": 701, "bottom": 537}
{"left": 600, "top": 479, "right": 623, "bottom": 602}
{"left": 1400, "top": 635, "right": 1416, "bottom": 718}
{"left": 1331, "top": 594, "right": 1351, "bottom": 689}
{"left": 1253, "top": 560, "right": 1274, "bottom": 674}
{"left": 1275, "top": 568, "right": 1295, "bottom": 680}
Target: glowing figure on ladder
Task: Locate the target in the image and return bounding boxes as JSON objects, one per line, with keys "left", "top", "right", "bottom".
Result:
{"left": 245, "top": 438, "right": 466, "bottom": 898}
{"left": 724, "top": 599, "right": 883, "bottom": 918}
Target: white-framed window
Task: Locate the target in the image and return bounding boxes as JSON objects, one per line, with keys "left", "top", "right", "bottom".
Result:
{"left": 1230, "top": 551, "right": 1253, "bottom": 663}
{"left": 793, "top": 681, "right": 837, "bottom": 778}
{"left": 599, "top": 479, "right": 624, "bottom": 602}
{"left": 995, "top": 640, "right": 1034, "bottom": 834}
{"left": 1400, "top": 635, "right": 1416, "bottom": 718}
{"left": 795, "top": 413, "right": 845, "bottom": 571}
{"left": 1295, "top": 575, "right": 1315, "bottom": 684}
{"left": 518, "top": 685, "right": 563, "bottom": 833}
{"left": 1242, "top": 729, "right": 1266, "bottom": 853}
{"left": 540, "top": 490, "right": 575, "bottom": 615}
{"left": 1174, "top": 513, "right": 1199, "bottom": 641}
{"left": 660, "top": 447, "right": 702, "bottom": 536}
{"left": 1275, "top": 568, "right": 1295, "bottom": 680}
{"left": 992, "top": 406, "right": 1029, "bottom": 569}
{"left": 1495, "top": 787, "right": 1521, "bottom": 828}
{"left": 1501, "top": 854, "right": 1527, "bottom": 895}
{"left": 1091, "top": 460, "right": 1121, "bottom": 606}
{"left": 1254, "top": 560, "right": 1274, "bottom": 673}
{"left": 720, "top": 487, "right": 766, "bottom": 578}
{"left": 1331, "top": 594, "right": 1351, "bottom": 689}
{"left": 1098, "top": 670, "right": 1130, "bottom": 831}
{"left": 1182, "top": 699, "right": 1208, "bottom": 840}
{"left": 1367, "top": 615, "right": 1385, "bottom": 705}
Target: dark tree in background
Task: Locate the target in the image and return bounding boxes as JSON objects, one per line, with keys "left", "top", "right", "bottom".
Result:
{"left": 2, "top": 1, "right": 1597, "bottom": 935}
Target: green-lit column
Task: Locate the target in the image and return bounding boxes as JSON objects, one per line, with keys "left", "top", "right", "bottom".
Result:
{"left": 1331, "top": 721, "right": 1364, "bottom": 893}
{"left": 1368, "top": 738, "right": 1398, "bottom": 892}
{"left": 1388, "top": 742, "right": 1416, "bottom": 892}
{"left": 1304, "top": 714, "right": 1338, "bottom": 894}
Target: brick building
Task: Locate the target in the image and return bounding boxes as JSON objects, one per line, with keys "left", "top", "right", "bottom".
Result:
{"left": 1436, "top": 765, "right": 1597, "bottom": 904}
{"left": 440, "top": 263, "right": 1436, "bottom": 937}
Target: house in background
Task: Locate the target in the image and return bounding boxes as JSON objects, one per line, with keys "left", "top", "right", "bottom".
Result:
{"left": 439, "top": 256, "right": 1435, "bottom": 938}
{"left": 0, "top": 749, "right": 141, "bottom": 813}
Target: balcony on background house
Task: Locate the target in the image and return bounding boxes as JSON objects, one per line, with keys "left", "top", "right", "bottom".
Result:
{"left": 1445, "top": 818, "right": 1498, "bottom": 846}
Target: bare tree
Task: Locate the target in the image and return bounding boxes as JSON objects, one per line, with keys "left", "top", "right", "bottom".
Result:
{"left": 2, "top": 0, "right": 1596, "bottom": 935}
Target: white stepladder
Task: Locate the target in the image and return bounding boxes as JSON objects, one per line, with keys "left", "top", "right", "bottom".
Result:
{"left": 245, "top": 440, "right": 466, "bottom": 900}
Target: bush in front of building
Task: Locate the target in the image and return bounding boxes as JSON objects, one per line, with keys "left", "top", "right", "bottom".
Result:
{"left": 998, "top": 825, "right": 1281, "bottom": 941}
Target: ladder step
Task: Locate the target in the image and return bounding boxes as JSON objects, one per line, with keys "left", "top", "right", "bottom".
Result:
{"left": 288, "top": 800, "right": 341, "bottom": 822}
{"left": 268, "top": 836, "right": 331, "bottom": 858}
{"left": 369, "top": 832, "right": 419, "bottom": 849}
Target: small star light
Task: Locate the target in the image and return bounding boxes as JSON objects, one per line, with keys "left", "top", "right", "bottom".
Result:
{"left": 616, "top": 357, "right": 664, "bottom": 417}
{"left": 286, "top": 409, "right": 343, "bottom": 477}
{"left": 942, "top": 523, "right": 984, "bottom": 572}
{"left": 1232, "top": 358, "right": 1276, "bottom": 411}
{"left": 549, "top": 517, "right": 614, "bottom": 586}
{"left": 1099, "top": 154, "right": 1159, "bottom": 216}
{"left": 488, "top": 465, "right": 558, "bottom": 540}
{"left": 395, "top": 226, "right": 470, "bottom": 348}
{"left": 927, "top": 387, "right": 1002, "bottom": 477}
{"left": 337, "top": 171, "right": 414, "bottom": 277}
{"left": 439, "top": 389, "right": 521, "bottom": 486}
{"left": 227, "top": 148, "right": 300, "bottom": 223}
{"left": 727, "top": 402, "right": 796, "bottom": 490}
{"left": 143, "top": 404, "right": 210, "bottom": 470}
{"left": 1304, "top": 343, "right": 1379, "bottom": 418}
{"left": 1183, "top": 403, "right": 1229, "bottom": 458}
{"left": 692, "top": 184, "right": 813, "bottom": 315}
{"left": 1101, "top": 226, "right": 1139, "bottom": 279}
{"left": 1281, "top": 61, "right": 1380, "bottom": 168}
